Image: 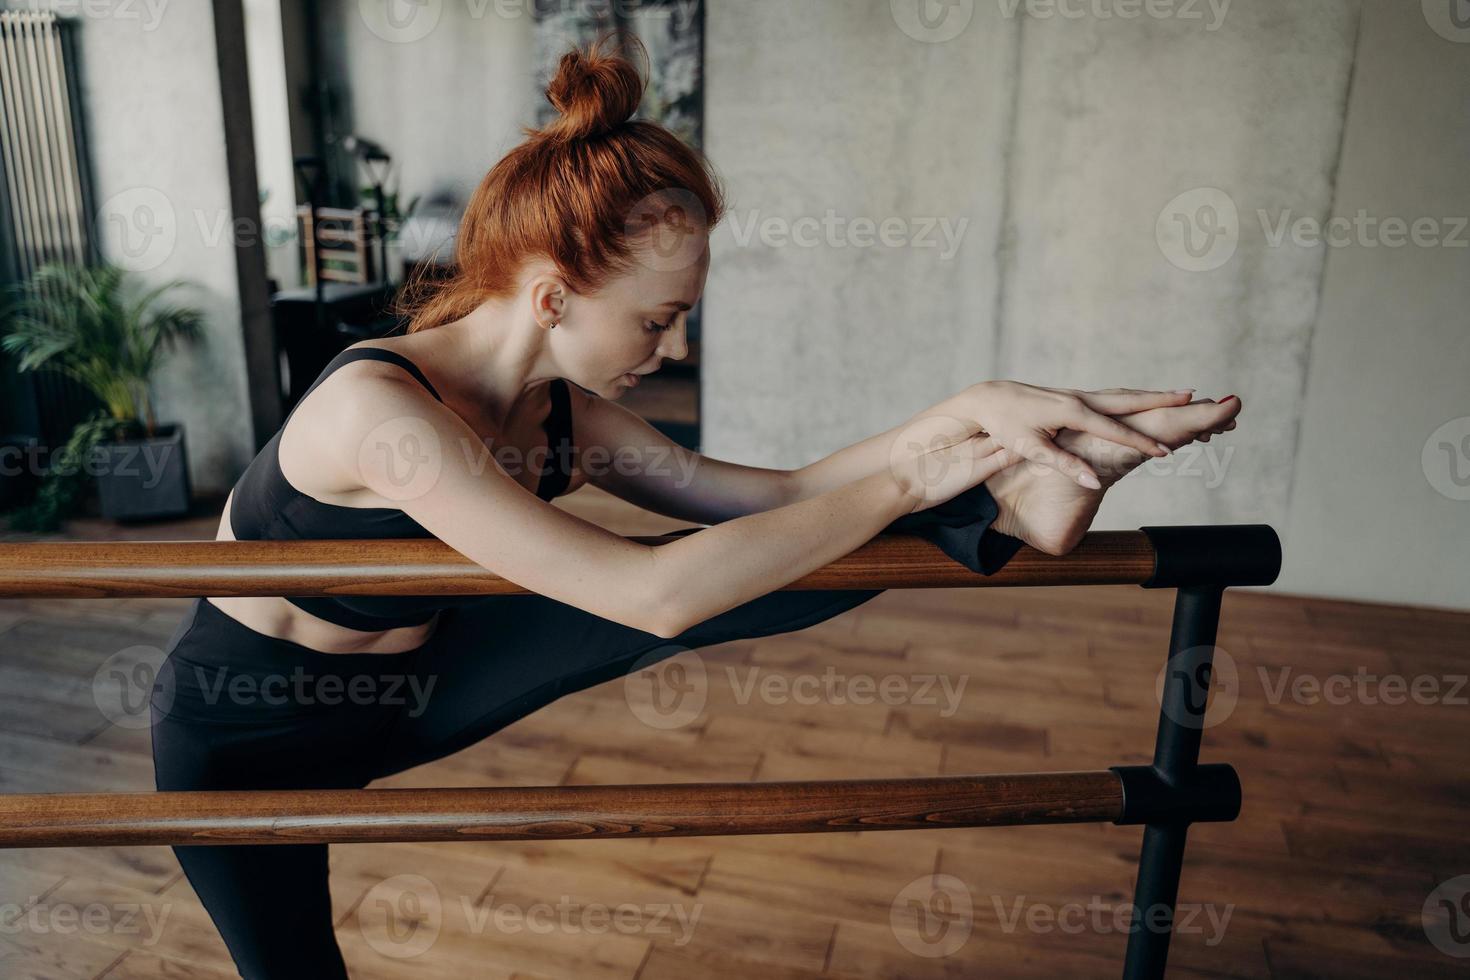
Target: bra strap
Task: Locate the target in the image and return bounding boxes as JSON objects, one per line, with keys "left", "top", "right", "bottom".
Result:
{"left": 325, "top": 347, "right": 443, "bottom": 402}
{"left": 537, "top": 378, "right": 574, "bottom": 499}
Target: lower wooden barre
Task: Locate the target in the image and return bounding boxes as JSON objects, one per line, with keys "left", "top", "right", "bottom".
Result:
{"left": 0, "top": 530, "right": 1156, "bottom": 598}
{"left": 0, "top": 772, "right": 1124, "bottom": 848}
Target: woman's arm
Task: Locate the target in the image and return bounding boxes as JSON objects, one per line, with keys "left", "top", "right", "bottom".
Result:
{"left": 574, "top": 388, "right": 800, "bottom": 524}
{"left": 322, "top": 372, "right": 1003, "bottom": 640}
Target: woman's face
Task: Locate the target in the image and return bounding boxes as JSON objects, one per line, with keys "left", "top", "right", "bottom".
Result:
{"left": 550, "top": 227, "right": 710, "bottom": 399}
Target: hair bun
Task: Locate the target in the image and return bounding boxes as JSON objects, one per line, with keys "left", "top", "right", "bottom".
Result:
{"left": 543, "top": 37, "right": 645, "bottom": 142}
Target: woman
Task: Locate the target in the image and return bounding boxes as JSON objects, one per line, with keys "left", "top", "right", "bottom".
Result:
{"left": 151, "top": 39, "right": 1241, "bottom": 978}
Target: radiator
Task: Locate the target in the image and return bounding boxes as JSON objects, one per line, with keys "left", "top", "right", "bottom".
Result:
{"left": 0, "top": 10, "right": 98, "bottom": 447}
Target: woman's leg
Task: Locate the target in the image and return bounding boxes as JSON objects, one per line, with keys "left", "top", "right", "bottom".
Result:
{"left": 150, "top": 598, "right": 414, "bottom": 980}
{"left": 375, "top": 570, "right": 885, "bottom": 778}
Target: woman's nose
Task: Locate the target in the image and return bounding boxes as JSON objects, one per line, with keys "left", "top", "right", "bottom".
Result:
{"left": 658, "top": 319, "right": 689, "bottom": 361}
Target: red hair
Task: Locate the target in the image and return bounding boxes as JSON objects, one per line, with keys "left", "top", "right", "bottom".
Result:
{"left": 395, "top": 35, "right": 725, "bottom": 333}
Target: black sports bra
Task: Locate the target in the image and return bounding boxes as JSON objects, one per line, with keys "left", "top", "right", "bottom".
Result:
{"left": 228, "top": 345, "right": 575, "bottom": 630}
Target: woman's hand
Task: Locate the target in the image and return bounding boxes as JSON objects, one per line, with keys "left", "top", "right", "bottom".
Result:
{"left": 891, "top": 431, "right": 1021, "bottom": 515}
{"left": 946, "top": 382, "right": 1192, "bottom": 489}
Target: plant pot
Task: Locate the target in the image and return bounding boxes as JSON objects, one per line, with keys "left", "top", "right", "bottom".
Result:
{"left": 95, "top": 422, "right": 193, "bottom": 521}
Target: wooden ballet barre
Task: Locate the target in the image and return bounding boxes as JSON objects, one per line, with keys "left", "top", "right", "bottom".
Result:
{"left": 0, "top": 771, "right": 1152, "bottom": 849}
{"left": 0, "top": 525, "right": 1280, "bottom": 598}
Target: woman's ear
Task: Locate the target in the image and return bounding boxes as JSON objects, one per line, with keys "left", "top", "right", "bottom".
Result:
{"left": 530, "top": 275, "right": 567, "bottom": 329}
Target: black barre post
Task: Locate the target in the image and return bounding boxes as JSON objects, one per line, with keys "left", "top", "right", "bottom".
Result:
{"left": 1110, "top": 525, "right": 1280, "bottom": 979}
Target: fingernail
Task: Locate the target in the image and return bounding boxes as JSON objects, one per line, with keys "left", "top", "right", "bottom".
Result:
{"left": 1222, "top": 394, "right": 1238, "bottom": 402}
{"left": 1172, "top": 388, "right": 1196, "bottom": 394}
{"left": 1079, "top": 472, "right": 1101, "bottom": 490}
{"left": 1155, "top": 441, "right": 1171, "bottom": 455}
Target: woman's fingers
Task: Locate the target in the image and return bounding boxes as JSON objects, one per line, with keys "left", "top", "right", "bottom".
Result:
{"left": 1014, "top": 432, "right": 1102, "bottom": 489}
{"left": 1069, "top": 406, "right": 1171, "bottom": 458}
{"left": 1075, "top": 389, "right": 1193, "bottom": 414}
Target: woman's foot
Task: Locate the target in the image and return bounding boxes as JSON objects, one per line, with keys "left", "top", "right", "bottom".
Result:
{"left": 985, "top": 397, "right": 1242, "bottom": 556}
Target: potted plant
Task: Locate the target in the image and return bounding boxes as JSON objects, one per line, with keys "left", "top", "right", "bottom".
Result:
{"left": 1, "top": 261, "right": 203, "bottom": 524}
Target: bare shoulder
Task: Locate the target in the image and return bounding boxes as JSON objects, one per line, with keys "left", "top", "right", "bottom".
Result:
{"left": 278, "top": 342, "right": 444, "bottom": 501}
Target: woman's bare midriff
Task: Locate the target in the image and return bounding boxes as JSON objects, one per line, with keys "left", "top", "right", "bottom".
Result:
{"left": 206, "top": 488, "right": 442, "bottom": 654}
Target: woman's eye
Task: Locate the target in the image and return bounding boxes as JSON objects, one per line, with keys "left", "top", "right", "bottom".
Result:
{"left": 646, "top": 319, "right": 673, "bottom": 334}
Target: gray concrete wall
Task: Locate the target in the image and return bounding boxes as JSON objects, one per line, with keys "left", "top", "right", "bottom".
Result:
{"left": 1280, "top": 1, "right": 1470, "bottom": 610}
{"left": 702, "top": 0, "right": 1469, "bottom": 610}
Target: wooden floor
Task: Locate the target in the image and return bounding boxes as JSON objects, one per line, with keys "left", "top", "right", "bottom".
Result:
{"left": 1, "top": 487, "right": 1466, "bottom": 978}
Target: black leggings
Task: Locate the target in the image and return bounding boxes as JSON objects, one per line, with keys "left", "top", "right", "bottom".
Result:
{"left": 150, "top": 566, "right": 884, "bottom": 979}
